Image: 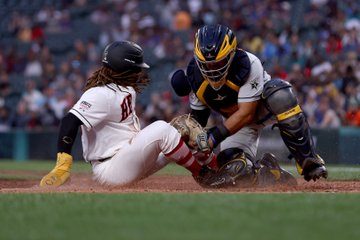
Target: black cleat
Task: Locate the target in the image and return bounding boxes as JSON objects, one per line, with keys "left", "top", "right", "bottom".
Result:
{"left": 302, "top": 156, "right": 328, "bottom": 181}
{"left": 304, "top": 165, "right": 328, "bottom": 181}
{"left": 258, "top": 153, "right": 297, "bottom": 186}
{"left": 194, "top": 159, "right": 254, "bottom": 188}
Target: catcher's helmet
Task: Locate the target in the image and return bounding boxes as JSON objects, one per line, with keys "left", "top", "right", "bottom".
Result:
{"left": 194, "top": 24, "right": 237, "bottom": 90}
{"left": 102, "top": 41, "right": 149, "bottom": 73}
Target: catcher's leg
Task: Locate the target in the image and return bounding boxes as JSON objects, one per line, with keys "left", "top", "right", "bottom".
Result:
{"left": 254, "top": 153, "right": 297, "bottom": 187}
{"left": 195, "top": 148, "right": 255, "bottom": 188}
{"left": 262, "top": 79, "right": 328, "bottom": 181}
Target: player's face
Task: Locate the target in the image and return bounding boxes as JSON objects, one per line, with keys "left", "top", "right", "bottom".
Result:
{"left": 207, "top": 76, "right": 226, "bottom": 90}
{"left": 195, "top": 50, "right": 235, "bottom": 90}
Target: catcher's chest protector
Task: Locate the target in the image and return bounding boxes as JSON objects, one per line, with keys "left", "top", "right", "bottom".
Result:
{"left": 186, "top": 50, "right": 251, "bottom": 118}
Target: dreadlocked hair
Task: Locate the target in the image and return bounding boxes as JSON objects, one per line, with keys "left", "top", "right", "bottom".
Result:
{"left": 84, "top": 66, "right": 150, "bottom": 93}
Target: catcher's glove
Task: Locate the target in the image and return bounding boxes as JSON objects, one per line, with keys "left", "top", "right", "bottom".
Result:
{"left": 170, "top": 114, "right": 210, "bottom": 153}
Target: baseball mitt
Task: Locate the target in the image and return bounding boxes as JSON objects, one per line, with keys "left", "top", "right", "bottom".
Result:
{"left": 170, "top": 114, "right": 210, "bottom": 153}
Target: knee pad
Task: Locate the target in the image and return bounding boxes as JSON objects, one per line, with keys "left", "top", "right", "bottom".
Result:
{"left": 262, "top": 79, "right": 325, "bottom": 176}
{"left": 262, "top": 78, "right": 297, "bottom": 115}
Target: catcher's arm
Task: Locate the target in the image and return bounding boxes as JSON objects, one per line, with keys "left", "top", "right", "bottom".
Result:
{"left": 191, "top": 108, "right": 211, "bottom": 127}
{"left": 40, "top": 113, "right": 82, "bottom": 187}
{"left": 208, "top": 101, "right": 259, "bottom": 149}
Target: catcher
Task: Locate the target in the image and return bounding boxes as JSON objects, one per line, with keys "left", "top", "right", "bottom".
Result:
{"left": 170, "top": 114, "right": 297, "bottom": 188}
{"left": 39, "top": 41, "right": 218, "bottom": 188}
{"left": 171, "top": 24, "right": 328, "bottom": 186}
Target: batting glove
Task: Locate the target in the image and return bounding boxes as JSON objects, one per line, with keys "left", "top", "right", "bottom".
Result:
{"left": 40, "top": 152, "right": 73, "bottom": 187}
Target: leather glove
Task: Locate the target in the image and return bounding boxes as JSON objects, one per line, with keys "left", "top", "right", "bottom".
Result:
{"left": 40, "top": 152, "right": 73, "bottom": 187}
{"left": 170, "top": 114, "right": 211, "bottom": 153}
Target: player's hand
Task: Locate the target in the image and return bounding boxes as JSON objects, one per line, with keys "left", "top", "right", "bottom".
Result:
{"left": 196, "top": 132, "right": 211, "bottom": 153}
{"left": 40, "top": 152, "right": 73, "bottom": 187}
{"left": 170, "top": 114, "right": 210, "bottom": 152}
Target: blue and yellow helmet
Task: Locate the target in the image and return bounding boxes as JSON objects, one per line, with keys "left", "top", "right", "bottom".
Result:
{"left": 194, "top": 24, "right": 237, "bottom": 90}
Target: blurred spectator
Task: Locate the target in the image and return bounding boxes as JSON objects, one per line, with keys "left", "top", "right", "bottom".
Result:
{"left": 302, "top": 89, "right": 319, "bottom": 126}
{"left": 286, "top": 63, "right": 305, "bottom": 92}
{"left": 343, "top": 81, "right": 360, "bottom": 112}
{"left": 0, "top": 0, "right": 359, "bottom": 130}
{"left": 0, "top": 80, "right": 21, "bottom": 120}
{"left": 24, "top": 49, "right": 43, "bottom": 78}
{"left": 4, "top": 46, "right": 25, "bottom": 74}
{"left": 344, "top": 101, "right": 360, "bottom": 127}
{"left": 39, "top": 102, "right": 59, "bottom": 128}
{"left": 341, "top": 65, "right": 358, "bottom": 94}
{"left": 87, "top": 40, "right": 101, "bottom": 63}
{"left": 11, "top": 100, "right": 30, "bottom": 129}
{"left": 314, "top": 95, "right": 341, "bottom": 128}
{"left": 21, "top": 79, "right": 45, "bottom": 113}
{"left": 173, "top": 10, "right": 192, "bottom": 31}
{"left": 31, "top": 23, "right": 45, "bottom": 45}
{"left": 0, "top": 106, "right": 11, "bottom": 132}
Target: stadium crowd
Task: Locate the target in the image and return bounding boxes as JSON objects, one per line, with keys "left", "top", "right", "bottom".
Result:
{"left": 0, "top": 0, "right": 359, "bottom": 132}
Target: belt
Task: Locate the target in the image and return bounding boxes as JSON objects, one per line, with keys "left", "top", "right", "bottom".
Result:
{"left": 90, "top": 157, "right": 111, "bottom": 165}
{"left": 98, "top": 157, "right": 111, "bottom": 162}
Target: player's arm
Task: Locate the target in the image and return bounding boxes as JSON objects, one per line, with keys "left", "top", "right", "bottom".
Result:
{"left": 224, "top": 100, "right": 259, "bottom": 133}
{"left": 40, "top": 113, "right": 83, "bottom": 187}
{"left": 207, "top": 100, "right": 259, "bottom": 149}
{"left": 208, "top": 54, "right": 265, "bottom": 149}
{"left": 191, "top": 108, "right": 211, "bottom": 127}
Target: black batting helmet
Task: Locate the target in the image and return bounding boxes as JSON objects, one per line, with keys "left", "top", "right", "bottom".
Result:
{"left": 194, "top": 24, "right": 237, "bottom": 90}
{"left": 102, "top": 41, "right": 150, "bottom": 73}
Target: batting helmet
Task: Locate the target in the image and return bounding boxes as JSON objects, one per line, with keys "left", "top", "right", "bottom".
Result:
{"left": 194, "top": 24, "right": 237, "bottom": 90}
{"left": 102, "top": 41, "right": 150, "bottom": 73}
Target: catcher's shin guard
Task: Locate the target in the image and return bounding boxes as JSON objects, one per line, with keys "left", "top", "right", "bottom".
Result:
{"left": 255, "top": 153, "right": 297, "bottom": 187}
{"left": 262, "top": 79, "right": 327, "bottom": 181}
{"left": 277, "top": 112, "right": 328, "bottom": 181}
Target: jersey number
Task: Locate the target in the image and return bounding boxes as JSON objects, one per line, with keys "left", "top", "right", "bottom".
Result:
{"left": 120, "top": 94, "right": 133, "bottom": 121}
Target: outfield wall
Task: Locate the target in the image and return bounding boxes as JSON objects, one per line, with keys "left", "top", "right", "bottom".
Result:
{"left": 0, "top": 127, "right": 359, "bottom": 164}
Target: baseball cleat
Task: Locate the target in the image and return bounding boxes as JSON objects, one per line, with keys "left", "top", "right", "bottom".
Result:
{"left": 259, "top": 153, "right": 297, "bottom": 186}
{"left": 302, "top": 155, "right": 328, "bottom": 181}
{"left": 304, "top": 165, "right": 328, "bottom": 181}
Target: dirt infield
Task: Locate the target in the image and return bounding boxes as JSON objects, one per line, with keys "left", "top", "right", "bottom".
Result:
{"left": 1, "top": 170, "right": 359, "bottom": 193}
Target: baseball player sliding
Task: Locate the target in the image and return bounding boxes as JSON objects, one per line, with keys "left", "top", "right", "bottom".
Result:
{"left": 40, "top": 41, "right": 217, "bottom": 187}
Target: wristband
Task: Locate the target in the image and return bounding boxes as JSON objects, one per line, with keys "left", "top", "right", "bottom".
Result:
{"left": 208, "top": 123, "right": 230, "bottom": 148}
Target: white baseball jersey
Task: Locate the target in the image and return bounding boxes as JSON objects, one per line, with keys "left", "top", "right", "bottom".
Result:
{"left": 70, "top": 83, "right": 140, "bottom": 162}
{"left": 69, "top": 83, "right": 188, "bottom": 186}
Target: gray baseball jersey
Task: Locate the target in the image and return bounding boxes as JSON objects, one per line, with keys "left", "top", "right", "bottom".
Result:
{"left": 190, "top": 51, "right": 276, "bottom": 160}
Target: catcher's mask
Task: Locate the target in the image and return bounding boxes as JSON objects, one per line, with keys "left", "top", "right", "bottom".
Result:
{"left": 102, "top": 41, "right": 150, "bottom": 73}
{"left": 194, "top": 24, "right": 237, "bottom": 90}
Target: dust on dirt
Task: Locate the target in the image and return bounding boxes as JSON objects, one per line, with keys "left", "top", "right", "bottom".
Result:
{"left": 1, "top": 169, "right": 359, "bottom": 193}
